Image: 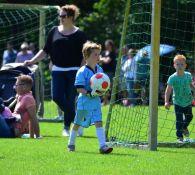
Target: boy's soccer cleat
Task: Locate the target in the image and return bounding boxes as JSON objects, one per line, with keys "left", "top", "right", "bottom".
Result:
{"left": 183, "top": 128, "right": 189, "bottom": 137}
{"left": 99, "top": 145, "right": 113, "bottom": 154}
{"left": 67, "top": 145, "right": 75, "bottom": 152}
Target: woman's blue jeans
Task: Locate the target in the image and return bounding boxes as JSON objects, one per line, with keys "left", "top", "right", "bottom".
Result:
{"left": 52, "top": 71, "right": 77, "bottom": 129}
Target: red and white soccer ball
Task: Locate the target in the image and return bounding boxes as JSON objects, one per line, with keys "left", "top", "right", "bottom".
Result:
{"left": 90, "top": 73, "right": 110, "bottom": 93}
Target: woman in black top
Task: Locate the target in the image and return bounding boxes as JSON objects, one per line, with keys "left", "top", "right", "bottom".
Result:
{"left": 24, "top": 4, "right": 87, "bottom": 136}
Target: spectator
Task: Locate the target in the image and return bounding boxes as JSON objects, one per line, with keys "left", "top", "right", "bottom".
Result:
{"left": 134, "top": 50, "right": 150, "bottom": 105}
{"left": 0, "top": 115, "right": 14, "bottom": 138}
{"left": 0, "top": 97, "right": 19, "bottom": 138}
{"left": 165, "top": 54, "right": 195, "bottom": 143}
{"left": 29, "top": 42, "right": 37, "bottom": 55}
{"left": 122, "top": 48, "right": 137, "bottom": 106}
{"left": 15, "top": 42, "right": 34, "bottom": 63}
{"left": 99, "top": 39, "right": 117, "bottom": 105}
{"left": 0, "top": 75, "right": 40, "bottom": 138}
{"left": 119, "top": 45, "right": 129, "bottom": 105}
{"left": 2, "top": 41, "right": 17, "bottom": 65}
{"left": 23, "top": 4, "right": 87, "bottom": 137}
{"left": 67, "top": 41, "right": 113, "bottom": 154}
{"left": 188, "top": 67, "right": 195, "bottom": 106}
{"left": 0, "top": 97, "right": 12, "bottom": 119}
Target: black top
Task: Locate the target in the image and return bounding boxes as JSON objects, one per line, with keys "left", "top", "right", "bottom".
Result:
{"left": 43, "top": 26, "right": 87, "bottom": 68}
{"left": 101, "top": 51, "right": 116, "bottom": 72}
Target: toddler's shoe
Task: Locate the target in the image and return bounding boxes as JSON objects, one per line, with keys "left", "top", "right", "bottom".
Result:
{"left": 67, "top": 145, "right": 75, "bottom": 152}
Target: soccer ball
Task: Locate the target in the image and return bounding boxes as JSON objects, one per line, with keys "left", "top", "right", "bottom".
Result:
{"left": 90, "top": 73, "right": 110, "bottom": 93}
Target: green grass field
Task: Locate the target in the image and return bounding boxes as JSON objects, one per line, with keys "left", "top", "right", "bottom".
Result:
{"left": 0, "top": 105, "right": 195, "bottom": 175}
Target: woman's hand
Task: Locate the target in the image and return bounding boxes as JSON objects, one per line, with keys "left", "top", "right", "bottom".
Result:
{"left": 23, "top": 60, "right": 33, "bottom": 67}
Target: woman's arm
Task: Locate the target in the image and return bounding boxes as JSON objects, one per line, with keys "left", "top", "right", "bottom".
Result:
{"left": 23, "top": 49, "right": 47, "bottom": 66}
{"left": 190, "top": 82, "right": 195, "bottom": 98}
{"left": 99, "top": 55, "right": 111, "bottom": 64}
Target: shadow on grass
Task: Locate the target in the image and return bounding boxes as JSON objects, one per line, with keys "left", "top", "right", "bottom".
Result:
{"left": 76, "top": 150, "right": 138, "bottom": 157}
{"left": 42, "top": 135, "right": 63, "bottom": 138}
{"left": 42, "top": 135, "right": 97, "bottom": 139}
{"left": 81, "top": 136, "right": 97, "bottom": 139}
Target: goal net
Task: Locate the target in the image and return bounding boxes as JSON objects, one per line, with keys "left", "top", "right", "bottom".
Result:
{"left": 106, "top": 0, "right": 195, "bottom": 148}
{"left": 0, "top": 4, "right": 59, "bottom": 118}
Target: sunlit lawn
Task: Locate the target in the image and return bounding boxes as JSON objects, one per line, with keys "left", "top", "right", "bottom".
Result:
{"left": 0, "top": 103, "right": 195, "bottom": 175}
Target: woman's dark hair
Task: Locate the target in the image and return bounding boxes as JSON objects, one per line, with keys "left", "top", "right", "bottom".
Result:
{"left": 60, "top": 4, "right": 80, "bottom": 21}
{"left": 105, "top": 39, "right": 114, "bottom": 49}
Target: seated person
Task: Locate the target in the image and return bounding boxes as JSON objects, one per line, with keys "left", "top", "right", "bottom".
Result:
{"left": 15, "top": 42, "right": 34, "bottom": 63}
{"left": 0, "top": 98, "right": 15, "bottom": 138}
{"left": 0, "top": 115, "right": 14, "bottom": 138}
{"left": 0, "top": 75, "right": 40, "bottom": 138}
{"left": 2, "top": 41, "right": 17, "bottom": 65}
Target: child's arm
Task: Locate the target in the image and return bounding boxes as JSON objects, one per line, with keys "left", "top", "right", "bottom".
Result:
{"left": 77, "top": 88, "right": 97, "bottom": 96}
{"left": 77, "top": 88, "right": 104, "bottom": 97}
{"left": 77, "top": 88, "right": 87, "bottom": 95}
{"left": 190, "top": 82, "right": 195, "bottom": 98}
{"left": 164, "top": 85, "right": 172, "bottom": 110}
{"left": 27, "top": 105, "right": 40, "bottom": 138}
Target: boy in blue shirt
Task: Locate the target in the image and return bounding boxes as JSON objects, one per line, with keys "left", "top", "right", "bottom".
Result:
{"left": 67, "top": 41, "right": 113, "bottom": 154}
{"left": 165, "top": 54, "right": 195, "bottom": 143}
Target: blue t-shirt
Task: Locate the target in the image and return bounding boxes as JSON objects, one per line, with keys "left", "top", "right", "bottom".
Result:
{"left": 167, "top": 71, "right": 193, "bottom": 107}
{"left": 75, "top": 64, "right": 103, "bottom": 110}
{"left": 3, "top": 50, "right": 17, "bottom": 64}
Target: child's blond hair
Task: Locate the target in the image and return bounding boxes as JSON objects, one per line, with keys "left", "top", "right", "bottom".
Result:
{"left": 82, "top": 41, "right": 101, "bottom": 60}
{"left": 173, "top": 54, "right": 186, "bottom": 63}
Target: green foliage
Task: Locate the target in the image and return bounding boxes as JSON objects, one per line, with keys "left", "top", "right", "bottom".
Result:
{"left": 78, "top": 0, "right": 194, "bottom": 57}
{"left": 79, "top": 0, "right": 125, "bottom": 46}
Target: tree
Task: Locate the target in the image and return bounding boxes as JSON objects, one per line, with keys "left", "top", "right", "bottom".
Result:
{"left": 79, "top": 0, "right": 125, "bottom": 48}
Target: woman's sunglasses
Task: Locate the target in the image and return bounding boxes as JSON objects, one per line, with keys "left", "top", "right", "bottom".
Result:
{"left": 59, "top": 14, "right": 68, "bottom": 19}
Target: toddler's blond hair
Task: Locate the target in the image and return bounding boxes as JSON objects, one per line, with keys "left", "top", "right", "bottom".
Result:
{"left": 173, "top": 54, "right": 186, "bottom": 63}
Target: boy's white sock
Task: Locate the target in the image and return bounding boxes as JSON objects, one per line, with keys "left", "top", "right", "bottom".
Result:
{"left": 96, "top": 127, "right": 106, "bottom": 148}
{"left": 68, "top": 129, "right": 77, "bottom": 145}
